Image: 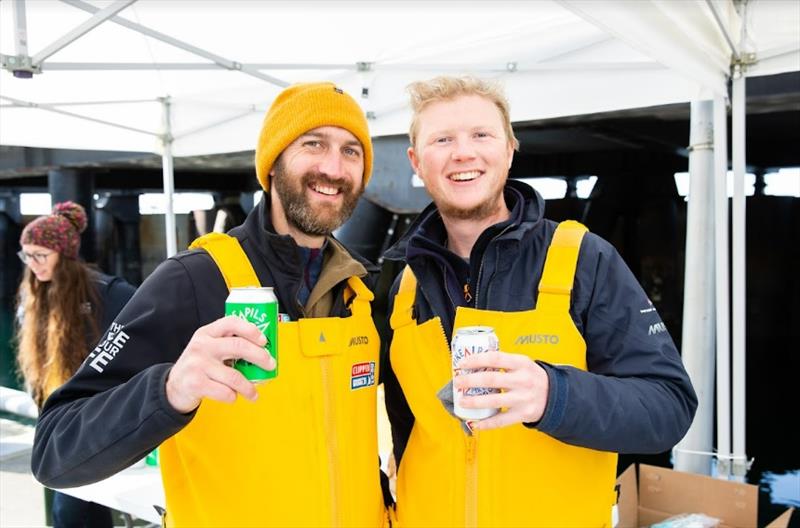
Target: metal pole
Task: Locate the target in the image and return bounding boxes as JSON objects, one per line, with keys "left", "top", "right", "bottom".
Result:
{"left": 161, "top": 97, "right": 177, "bottom": 258}
{"left": 731, "top": 65, "right": 748, "bottom": 482}
{"left": 674, "top": 100, "right": 716, "bottom": 476}
{"left": 13, "top": 0, "right": 29, "bottom": 56}
{"left": 713, "top": 93, "right": 732, "bottom": 480}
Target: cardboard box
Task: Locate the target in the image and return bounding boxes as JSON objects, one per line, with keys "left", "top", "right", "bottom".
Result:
{"left": 616, "top": 464, "right": 794, "bottom": 528}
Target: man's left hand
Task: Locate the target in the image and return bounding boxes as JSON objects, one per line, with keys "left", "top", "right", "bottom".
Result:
{"left": 453, "top": 350, "right": 549, "bottom": 431}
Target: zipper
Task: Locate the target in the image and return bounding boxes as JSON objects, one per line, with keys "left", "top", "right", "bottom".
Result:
{"left": 442, "top": 262, "right": 459, "bottom": 310}
{"left": 463, "top": 283, "right": 473, "bottom": 303}
{"left": 320, "top": 357, "right": 340, "bottom": 525}
{"left": 473, "top": 225, "right": 514, "bottom": 308}
{"left": 465, "top": 434, "right": 479, "bottom": 528}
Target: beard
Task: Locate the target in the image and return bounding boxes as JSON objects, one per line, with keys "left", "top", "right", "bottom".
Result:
{"left": 272, "top": 160, "right": 362, "bottom": 236}
{"left": 436, "top": 185, "right": 505, "bottom": 221}
{"left": 438, "top": 197, "right": 503, "bottom": 221}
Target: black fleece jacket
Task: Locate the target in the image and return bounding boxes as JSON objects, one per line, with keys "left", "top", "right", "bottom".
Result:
{"left": 31, "top": 197, "right": 378, "bottom": 489}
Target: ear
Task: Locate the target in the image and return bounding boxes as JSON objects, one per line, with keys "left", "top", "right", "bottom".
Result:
{"left": 407, "top": 146, "right": 422, "bottom": 179}
{"left": 507, "top": 143, "right": 515, "bottom": 169}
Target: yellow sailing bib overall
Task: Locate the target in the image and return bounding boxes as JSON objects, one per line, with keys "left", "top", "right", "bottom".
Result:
{"left": 159, "top": 233, "right": 384, "bottom": 527}
{"left": 389, "top": 221, "right": 617, "bottom": 527}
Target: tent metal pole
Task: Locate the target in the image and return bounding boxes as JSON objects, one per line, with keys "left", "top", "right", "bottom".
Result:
{"left": 703, "top": 0, "right": 740, "bottom": 60}
{"left": 0, "top": 95, "right": 158, "bottom": 136}
{"left": 4, "top": 98, "right": 157, "bottom": 106}
{"left": 713, "top": 93, "right": 732, "bottom": 480}
{"left": 13, "top": 0, "right": 29, "bottom": 56}
{"left": 731, "top": 65, "right": 747, "bottom": 482}
{"left": 32, "top": 0, "right": 136, "bottom": 66}
{"left": 674, "top": 100, "right": 716, "bottom": 476}
{"left": 39, "top": 60, "right": 664, "bottom": 73}
{"left": 63, "top": 0, "right": 288, "bottom": 87}
{"left": 160, "top": 97, "right": 177, "bottom": 258}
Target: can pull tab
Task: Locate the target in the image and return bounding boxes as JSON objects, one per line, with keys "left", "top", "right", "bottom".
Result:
{"left": 463, "top": 283, "right": 473, "bottom": 303}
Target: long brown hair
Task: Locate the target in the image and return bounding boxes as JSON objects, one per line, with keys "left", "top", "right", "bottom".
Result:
{"left": 15, "top": 257, "right": 100, "bottom": 407}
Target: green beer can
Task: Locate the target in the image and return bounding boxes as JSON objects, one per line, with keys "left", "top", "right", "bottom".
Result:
{"left": 225, "top": 286, "right": 279, "bottom": 382}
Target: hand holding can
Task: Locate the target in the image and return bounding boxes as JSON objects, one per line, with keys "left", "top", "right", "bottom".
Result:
{"left": 166, "top": 316, "right": 275, "bottom": 414}
{"left": 452, "top": 349, "right": 551, "bottom": 431}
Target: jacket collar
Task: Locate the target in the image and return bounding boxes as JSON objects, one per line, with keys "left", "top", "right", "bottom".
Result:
{"left": 384, "top": 178, "right": 546, "bottom": 263}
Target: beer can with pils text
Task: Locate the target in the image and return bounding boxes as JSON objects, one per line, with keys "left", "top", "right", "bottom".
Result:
{"left": 225, "top": 287, "right": 278, "bottom": 382}
{"left": 451, "top": 326, "right": 500, "bottom": 420}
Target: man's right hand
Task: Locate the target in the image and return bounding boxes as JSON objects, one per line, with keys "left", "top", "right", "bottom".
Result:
{"left": 165, "top": 316, "right": 276, "bottom": 414}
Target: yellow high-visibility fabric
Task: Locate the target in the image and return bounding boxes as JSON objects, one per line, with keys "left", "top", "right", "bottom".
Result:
{"left": 188, "top": 232, "right": 260, "bottom": 288}
{"left": 160, "top": 233, "right": 384, "bottom": 527}
{"left": 389, "top": 220, "right": 618, "bottom": 527}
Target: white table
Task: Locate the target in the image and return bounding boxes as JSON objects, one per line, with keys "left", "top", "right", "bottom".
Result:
{"left": 60, "top": 463, "right": 165, "bottom": 525}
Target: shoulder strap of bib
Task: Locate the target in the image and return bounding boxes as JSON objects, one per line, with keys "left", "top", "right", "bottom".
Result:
{"left": 389, "top": 265, "right": 417, "bottom": 330}
{"left": 537, "top": 220, "right": 588, "bottom": 312}
{"left": 188, "top": 232, "right": 260, "bottom": 290}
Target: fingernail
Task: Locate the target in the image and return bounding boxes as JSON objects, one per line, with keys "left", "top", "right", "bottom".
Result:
{"left": 258, "top": 334, "right": 267, "bottom": 345}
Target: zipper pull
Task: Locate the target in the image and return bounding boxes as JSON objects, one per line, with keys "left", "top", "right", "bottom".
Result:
{"left": 463, "top": 283, "right": 473, "bottom": 303}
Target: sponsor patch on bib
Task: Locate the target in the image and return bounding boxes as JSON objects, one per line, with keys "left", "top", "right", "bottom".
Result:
{"left": 350, "top": 361, "right": 375, "bottom": 390}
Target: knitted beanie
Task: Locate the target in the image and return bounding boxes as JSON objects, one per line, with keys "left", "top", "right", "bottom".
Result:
{"left": 254, "top": 82, "right": 372, "bottom": 191}
{"left": 20, "top": 201, "right": 87, "bottom": 259}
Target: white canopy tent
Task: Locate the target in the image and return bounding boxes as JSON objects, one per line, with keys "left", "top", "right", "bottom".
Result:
{"left": 2, "top": 0, "right": 799, "bottom": 480}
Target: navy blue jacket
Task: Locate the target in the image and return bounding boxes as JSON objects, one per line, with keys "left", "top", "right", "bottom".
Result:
{"left": 382, "top": 180, "right": 697, "bottom": 466}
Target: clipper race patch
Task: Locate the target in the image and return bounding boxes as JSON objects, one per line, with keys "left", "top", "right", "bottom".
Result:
{"left": 351, "top": 361, "right": 375, "bottom": 390}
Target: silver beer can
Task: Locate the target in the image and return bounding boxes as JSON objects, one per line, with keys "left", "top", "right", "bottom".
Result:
{"left": 451, "top": 326, "right": 500, "bottom": 420}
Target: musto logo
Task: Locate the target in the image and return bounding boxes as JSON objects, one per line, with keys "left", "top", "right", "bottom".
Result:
{"left": 351, "top": 362, "right": 375, "bottom": 390}
{"left": 514, "top": 334, "right": 560, "bottom": 345}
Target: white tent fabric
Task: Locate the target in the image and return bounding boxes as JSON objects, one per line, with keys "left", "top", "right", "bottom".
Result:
{"left": 3, "top": 1, "right": 796, "bottom": 157}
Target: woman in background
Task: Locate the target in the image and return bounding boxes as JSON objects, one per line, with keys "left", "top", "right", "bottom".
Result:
{"left": 15, "top": 201, "right": 135, "bottom": 528}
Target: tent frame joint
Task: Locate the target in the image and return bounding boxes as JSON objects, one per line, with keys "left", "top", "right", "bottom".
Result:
{"left": 0, "top": 53, "right": 41, "bottom": 77}
{"left": 731, "top": 53, "right": 757, "bottom": 79}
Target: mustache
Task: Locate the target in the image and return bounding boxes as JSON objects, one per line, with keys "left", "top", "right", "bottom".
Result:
{"left": 300, "top": 171, "right": 356, "bottom": 194}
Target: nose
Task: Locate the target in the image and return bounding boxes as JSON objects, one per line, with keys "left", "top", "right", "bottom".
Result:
{"left": 316, "top": 150, "right": 346, "bottom": 179}
{"left": 451, "top": 137, "right": 476, "bottom": 162}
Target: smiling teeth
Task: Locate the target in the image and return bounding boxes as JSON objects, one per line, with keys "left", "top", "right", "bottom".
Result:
{"left": 450, "top": 171, "right": 480, "bottom": 181}
{"left": 313, "top": 184, "right": 338, "bottom": 195}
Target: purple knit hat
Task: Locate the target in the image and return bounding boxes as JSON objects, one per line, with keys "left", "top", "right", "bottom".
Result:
{"left": 20, "top": 201, "right": 88, "bottom": 259}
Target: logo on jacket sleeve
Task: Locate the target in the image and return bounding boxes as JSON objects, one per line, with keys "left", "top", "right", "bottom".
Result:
{"left": 86, "top": 322, "right": 130, "bottom": 373}
{"left": 351, "top": 361, "right": 375, "bottom": 390}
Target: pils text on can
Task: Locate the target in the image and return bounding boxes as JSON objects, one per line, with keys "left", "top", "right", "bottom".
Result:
{"left": 225, "top": 287, "right": 279, "bottom": 382}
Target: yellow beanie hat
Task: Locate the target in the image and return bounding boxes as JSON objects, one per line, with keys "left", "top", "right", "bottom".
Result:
{"left": 255, "top": 82, "right": 373, "bottom": 191}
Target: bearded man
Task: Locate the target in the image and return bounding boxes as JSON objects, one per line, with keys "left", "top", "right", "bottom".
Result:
{"left": 32, "top": 82, "right": 390, "bottom": 527}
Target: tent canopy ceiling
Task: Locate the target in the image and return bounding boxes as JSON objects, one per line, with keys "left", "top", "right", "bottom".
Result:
{"left": 1, "top": 0, "right": 798, "bottom": 157}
